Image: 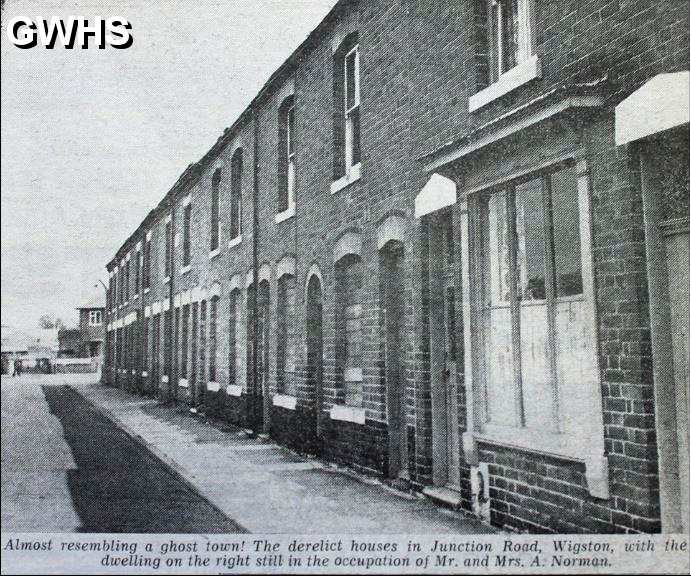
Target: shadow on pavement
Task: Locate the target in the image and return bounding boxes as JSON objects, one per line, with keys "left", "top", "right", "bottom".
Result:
{"left": 42, "top": 385, "right": 247, "bottom": 533}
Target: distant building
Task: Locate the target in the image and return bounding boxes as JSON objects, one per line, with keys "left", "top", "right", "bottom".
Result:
{"left": 77, "top": 294, "right": 105, "bottom": 359}
{"left": 1, "top": 326, "right": 57, "bottom": 374}
{"left": 1, "top": 325, "right": 30, "bottom": 374}
{"left": 58, "top": 295, "right": 106, "bottom": 360}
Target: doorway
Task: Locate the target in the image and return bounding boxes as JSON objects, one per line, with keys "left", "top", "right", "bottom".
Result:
{"left": 306, "top": 273, "right": 324, "bottom": 443}
{"left": 426, "top": 210, "right": 460, "bottom": 490}
{"left": 380, "top": 240, "right": 408, "bottom": 480}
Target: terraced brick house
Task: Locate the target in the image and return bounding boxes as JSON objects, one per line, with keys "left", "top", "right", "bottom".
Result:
{"left": 104, "top": 0, "right": 689, "bottom": 534}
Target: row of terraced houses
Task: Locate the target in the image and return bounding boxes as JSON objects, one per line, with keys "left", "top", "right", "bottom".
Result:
{"left": 104, "top": 0, "right": 689, "bottom": 534}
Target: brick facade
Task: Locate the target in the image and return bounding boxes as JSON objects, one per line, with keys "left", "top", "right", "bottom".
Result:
{"left": 104, "top": 0, "right": 689, "bottom": 533}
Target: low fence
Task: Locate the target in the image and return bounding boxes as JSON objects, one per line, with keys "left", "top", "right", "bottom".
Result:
{"left": 53, "top": 357, "right": 100, "bottom": 374}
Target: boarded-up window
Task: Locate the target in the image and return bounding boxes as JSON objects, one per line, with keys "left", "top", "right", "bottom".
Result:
{"left": 336, "top": 254, "right": 364, "bottom": 407}
{"left": 277, "top": 274, "right": 297, "bottom": 395}
{"left": 209, "top": 296, "right": 218, "bottom": 382}
{"left": 479, "top": 165, "right": 584, "bottom": 433}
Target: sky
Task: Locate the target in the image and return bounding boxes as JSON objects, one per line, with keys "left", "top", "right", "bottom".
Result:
{"left": 1, "top": 0, "right": 336, "bottom": 330}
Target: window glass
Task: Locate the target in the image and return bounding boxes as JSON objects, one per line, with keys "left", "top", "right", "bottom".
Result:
{"left": 515, "top": 178, "right": 546, "bottom": 301}
{"left": 551, "top": 167, "right": 583, "bottom": 296}
{"left": 486, "top": 190, "right": 511, "bottom": 304}
{"left": 350, "top": 107, "right": 361, "bottom": 166}
{"left": 345, "top": 49, "right": 357, "bottom": 110}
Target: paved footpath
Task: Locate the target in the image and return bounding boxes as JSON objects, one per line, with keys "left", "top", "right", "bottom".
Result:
{"left": 75, "top": 379, "right": 496, "bottom": 534}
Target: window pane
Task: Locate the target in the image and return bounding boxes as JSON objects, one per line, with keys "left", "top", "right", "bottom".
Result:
{"left": 484, "top": 190, "right": 511, "bottom": 304}
{"left": 550, "top": 167, "right": 583, "bottom": 296}
{"left": 349, "top": 106, "right": 361, "bottom": 166}
{"left": 287, "top": 106, "right": 295, "bottom": 156}
{"left": 515, "top": 178, "right": 546, "bottom": 301}
{"left": 345, "top": 50, "right": 357, "bottom": 110}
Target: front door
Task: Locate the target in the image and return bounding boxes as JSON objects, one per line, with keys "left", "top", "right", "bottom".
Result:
{"left": 428, "top": 210, "right": 460, "bottom": 489}
{"left": 306, "top": 275, "right": 324, "bottom": 447}
{"left": 381, "top": 241, "right": 408, "bottom": 480}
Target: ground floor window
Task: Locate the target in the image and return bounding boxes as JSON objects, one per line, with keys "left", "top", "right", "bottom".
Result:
{"left": 229, "top": 290, "right": 241, "bottom": 386}
{"left": 472, "top": 162, "right": 590, "bottom": 437}
{"left": 181, "top": 304, "right": 189, "bottom": 379}
{"left": 209, "top": 296, "right": 218, "bottom": 382}
{"left": 336, "top": 254, "right": 364, "bottom": 407}
{"left": 277, "top": 274, "right": 298, "bottom": 396}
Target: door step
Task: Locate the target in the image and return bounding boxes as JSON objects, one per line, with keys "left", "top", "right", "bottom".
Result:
{"left": 422, "top": 485, "right": 463, "bottom": 509}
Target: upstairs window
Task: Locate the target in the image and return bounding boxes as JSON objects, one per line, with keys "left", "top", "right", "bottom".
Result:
{"left": 278, "top": 96, "right": 296, "bottom": 215}
{"left": 488, "top": 0, "right": 535, "bottom": 80}
{"left": 183, "top": 203, "right": 192, "bottom": 267}
{"left": 333, "top": 33, "right": 361, "bottom": 182}
{"left": 134, "top": 250, "right": 141, "bottom": 294}
{"left": 124, "top": 260, "right": 130, "bottom": 302}
{"left": 165, "top": 219, "right": 172, "bottom": 278}
{"left": 109, "top": 276, "right": 115, "bottom": 312}
{"left": 143, "top": 235, "right": 152, "bottom": 290}
{"left": 230, "top": 149, "right": 243, "bottom": 241}
{"left": 211, "top": 169, "right": 221, "bottom": 251}
{"left": 89, "top": 310, "right": 103, "bottom": 326}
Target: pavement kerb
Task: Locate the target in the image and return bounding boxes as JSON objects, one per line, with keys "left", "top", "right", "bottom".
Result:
{"left": 75, "top": 384, "right": 497, "bottom": 532}
{"left": 69, "top": 385, "right": 248, "bottom": 532}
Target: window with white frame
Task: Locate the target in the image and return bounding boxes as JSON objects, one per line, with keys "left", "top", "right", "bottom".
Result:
{"left": 278, "top": 96, "right": 296, "bottom": 215}
{"left": 183, "top": 204, "right": 192, "bottom": 267}
{"left": 471, "top": 163, "right": 595, "bottom": 447}
{"left": 230, "top": 149, "right": 243, "bottom": 241}
{"left": 488, "top": 0, "right": 535, "bottom": 80}
{"left": 344, "top": 44, "right": 361, "bottom": 171}
{"left": 333, "top": 33, "right": 361, "bottom": 183}
{"left": 165, "top": 219, "right": 172, "bottom": 278}
{"left": 211, "top": 169, "right": 221, "bottom": 251}
{"left": 89, "top": 310, "right": 103, "bottom": 326}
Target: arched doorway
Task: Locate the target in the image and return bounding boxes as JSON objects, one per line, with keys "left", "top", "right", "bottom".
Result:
{"left": 306, "top": 273, "right": 324, "bottom": 445}
{"left": 379, "top": 239, "right": 408, "bottom": 480}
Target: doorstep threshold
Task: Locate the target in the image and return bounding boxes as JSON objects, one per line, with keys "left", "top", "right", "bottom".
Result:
{"left": 422, "top": 485, "right": 463, "bottom": 509}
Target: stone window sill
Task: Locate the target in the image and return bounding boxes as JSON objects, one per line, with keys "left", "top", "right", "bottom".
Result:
{"left": 144, "top": 287, "right": 150, "bottom": 294}
{"left": 226, "top": 384, "right": 243, "bottom": 397}
{"left": 207, "top": 381, "right": 221, "bottom": 392}
{"left": 163, "top": 276, "right": 170, "bottom": 284}
{"left": 468, "top": 55, "right": 542, "bottom": 112}
{"left": 330, "top": 162, "right": 362, "bottom": 194}
{"left": 329, "top": 404, "right": 366, "bottom": 425}
{"left": 468, "top": 424, "right": 610, "bottom": 499}
{"left": 209, "top": 247, "right": 221, "bottom": 260}
{"left": 275, "top": 204, "right": 296, "bottom": 224}
{"left": 273, "top": 394, "right": 297, "bottom": 410}
{"left": 228, "top": 235, "right": 242, "bottom": 249}
{"left": 180, "top": 265, "right": 191, "bottom": 276}
{"left": 178, "top": 378, "right": 189, "bottom": 388}
{"left": 133, "top": 293, "right": 139, "bottom": 300}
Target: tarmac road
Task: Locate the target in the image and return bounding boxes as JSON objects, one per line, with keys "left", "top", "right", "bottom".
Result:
{"left": 1, "top": 374, "right": 244, "bottom": 533}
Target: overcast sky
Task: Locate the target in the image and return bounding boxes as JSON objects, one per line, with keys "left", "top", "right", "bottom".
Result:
{"left": 1, "top": 0, "right": 336, "bottom": 330}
